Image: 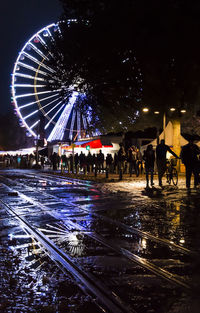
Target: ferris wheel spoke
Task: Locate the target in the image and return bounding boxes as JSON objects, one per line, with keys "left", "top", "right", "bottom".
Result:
{"left": 24, "top": 109, "right": 39, "bottom": 120}
{"left": 46, "top": 28, "right": 55, "bottom": 43}
{"left": 45, "top": 102, "right": 66, "bottom": 130}
{"left": 40, "top": 96, "right": 62, "bottom": 111}
{"left": 18, "top": 93, "right": 60, "bottom": 110}
{"left": 57, "top": 24, "right": 62, "bottom": 36}
{"left": 47, "top": 93, "right": 77, "bottom": 141}
{"left": 17, "top": 62, "right": 48, "bottom": 76}
{"left": 23, "top": 52, "right": 55, "bottom": 74}
{"left": 77, "top": 110, "right": 81, "bottom": 139}
{"left": 14, "top": 73, "right": 45, "bottom": 81}
{"left": 30, "top": 120, "right": 40, "bottom": 130}
{"left": 82, "top": 115, "right": 87, "bottom": 131}
{"left": 44, "top": 100, "right": 64, "bottom": 118}
{"left": 69, "top": 110, "right": 76, "bottom": 140}
{"left": 37, "top": 34, "right": 48, "bottom": 47}
{"left": 13, "top": 84, "right": 46, "bottom": 88}
{"left": 12, "top": 22, "right": 90, "bottom": 142}
{"left": 29, "top": 43, "right": 49, "bottom": 61}
{"left": 37, "top": 34, "right": 54, "bottom": 58}
{"left": 15, "top": 89, "right": 62, "bottom": 99}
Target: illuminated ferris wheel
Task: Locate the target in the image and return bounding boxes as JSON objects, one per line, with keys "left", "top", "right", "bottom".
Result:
{"left": 11, "top": 21, "right": 89, "bottom": 142}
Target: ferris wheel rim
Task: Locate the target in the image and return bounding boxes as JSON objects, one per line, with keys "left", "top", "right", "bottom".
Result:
{"left": 11, "top": 20, "right": 90, "bottom": 141}
{"left": 11, "top": 23, "right": 58, "bottom": 138}
{"left": 11, "top": 20, "right": 141, "bottom": 141}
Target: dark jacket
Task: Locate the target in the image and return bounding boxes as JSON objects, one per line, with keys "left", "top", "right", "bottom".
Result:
{"left": 143, "top": 149, "right": 155, "bottom": 169}
{"left": 180, "top": 143, "right": 200, "bottom": 166}
{"left": 156, "top": 143, "right": 178, "bottom": 160}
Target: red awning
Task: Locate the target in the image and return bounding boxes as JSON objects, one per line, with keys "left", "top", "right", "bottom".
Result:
{"left": 81, "top": 139, "right": 102, "bottom": 148}
{"left": 62, "top": 139, "right": 113, "bottom": 149}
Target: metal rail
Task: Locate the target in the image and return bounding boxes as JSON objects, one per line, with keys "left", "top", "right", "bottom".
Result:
{"left": 0, "top": 197, "right": 134, "bottom": 313}
{"left": 6, "top": 172, "right": 193, "bottom": 255}
{"left": 0, "top": 177, "right": 191, "bottom": 290}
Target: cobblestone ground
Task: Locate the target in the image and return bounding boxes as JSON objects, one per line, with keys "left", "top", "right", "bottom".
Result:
{"left": 0, "top": 169, "right": 200, "bottom": 313}
{"left": 0, "top": 232, "right": 97, "bottom": 313}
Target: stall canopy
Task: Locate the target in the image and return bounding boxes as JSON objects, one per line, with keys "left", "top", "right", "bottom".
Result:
{"left": 38, "top": 147, "right": 48, "bottom": 156}
{"left": 62, "top": 138, "right": 113, "bottom": 149}
{"left": 74, "top": 139, "right": 113, "bottom": 149}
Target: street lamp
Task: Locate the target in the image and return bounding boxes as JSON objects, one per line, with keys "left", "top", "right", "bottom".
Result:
{"left": 141, "top": 106, "right": 186, "bottom": 141}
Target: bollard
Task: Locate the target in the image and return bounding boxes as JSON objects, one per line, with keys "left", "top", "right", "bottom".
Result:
{"left": 106, "top": 168, "right": 109, "bottom": 179}
{"left": 95, "top": 168, "right": 97, "bottom": 177}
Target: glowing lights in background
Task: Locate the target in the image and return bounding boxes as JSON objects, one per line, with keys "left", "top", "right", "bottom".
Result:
{"left": 11, "top": 22, "right": 90, "bottom": 141}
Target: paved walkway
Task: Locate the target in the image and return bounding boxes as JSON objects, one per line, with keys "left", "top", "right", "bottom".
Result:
{"left": 46, "top": 168, "right": 188, "bottom": 187}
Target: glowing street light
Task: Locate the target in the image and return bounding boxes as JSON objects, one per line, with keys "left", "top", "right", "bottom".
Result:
{"left": 142, "top": 107, "right": 149, "bottom": 113}
{"left": 170, "top": 107, "right": 176, "bottom": 112}
{"left": 154, "top": 111, "right": 160, "bottom": 114}
{"left": 180, "top": 109, "right": 186, "bottom": 113}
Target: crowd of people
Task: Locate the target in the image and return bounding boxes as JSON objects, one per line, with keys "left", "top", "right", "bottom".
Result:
{"left": 0, "top": 145, "right": 144, "bottom": 177}
{"left": 49, "top": 146, "right": 143, "bottom": 176}
{"left": 1, "top": 138, "right": 200, "bottom": 190}
{"left": 0, "top": 153, "right": 36, "bottom": 169}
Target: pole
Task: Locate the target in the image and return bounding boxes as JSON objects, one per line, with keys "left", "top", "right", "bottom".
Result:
{"left": 36, "top": 141, "right": 39, "bottom": 166}
{"left": 72, "top": 143, "right": 76, "bottom": 174}
{"left": 172, "top": 117, "right": 181, "bottom": 172}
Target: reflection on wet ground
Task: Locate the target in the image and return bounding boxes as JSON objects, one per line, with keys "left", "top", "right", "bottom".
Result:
{"left": 0, "top": 170, "right": 200, "bottom": 313}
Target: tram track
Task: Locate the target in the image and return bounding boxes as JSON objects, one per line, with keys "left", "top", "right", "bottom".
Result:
{"left": 0, "top": 193, "right": 134, "bottom": 313}
{"left": 27, "top": 172, "right": 194, "bottom": 254}
{"left": 1, "top": 172, "right": 193, "bottom": 255}
{"left": 0, "top": 173, "right": 193, "bottom": 290}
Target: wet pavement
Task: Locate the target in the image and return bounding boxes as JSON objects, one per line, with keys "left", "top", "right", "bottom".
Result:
{"left": 0, "top": 169, "right": 200, "bottom": 313}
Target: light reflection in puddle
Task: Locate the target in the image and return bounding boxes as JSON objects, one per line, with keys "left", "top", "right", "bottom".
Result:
{"left": 39, "top": 223, "right": 85, "bottom": 257}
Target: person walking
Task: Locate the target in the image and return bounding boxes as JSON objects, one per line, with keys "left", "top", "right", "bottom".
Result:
{"left": 136, "top": 148, "right": 143, "bottom": 176}
{"left": 52, "top": 152, "right": 57, "bottom": 171}
{"left": 143, "top": 144, "right": 155, "bottom": 188}
{"left": 131, "top": 146, "right": 138, "bottom": 176}
{"left": 156, "top": 139, "right": 179, "bottom": 187}
{"left": 180, "top": 138, "right": 200, "bottom": 190}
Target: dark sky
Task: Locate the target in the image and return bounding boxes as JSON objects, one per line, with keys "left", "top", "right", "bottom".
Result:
{"left": 0, "top": 0, "right": 62, "bottom": 115}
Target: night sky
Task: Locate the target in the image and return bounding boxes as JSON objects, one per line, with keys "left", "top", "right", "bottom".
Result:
{"left": 0, "top": 0, "right": 62, "bottom": 115}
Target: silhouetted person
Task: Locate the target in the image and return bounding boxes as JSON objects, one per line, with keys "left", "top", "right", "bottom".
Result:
{"left": 92, "top": 153, "right": 97, "bottom": 172}
{"left": 127, "top": 147, "right": 134, "bottom": 176}
{"left": 57, "top": 154, "right": 61, "bottom": 169}
{"left": 61, "top": 154, "right": 67, "bottom": 170}
{"left": 143, "top": 144, "right": 155, "bottom": 188}
{"left": 74, "top": 153, "right": 79, "bottom": 173}
{"left": 97, "top": 150, "right": 104, "bottom": 172}
{"left": 41, "top": 156, "right": 45, "bottom": 169}
{"left": 118, "top": 145, "right": 126, "bottom": 173}
{"left": 131, "top": 146, "right": 138, "bottom": 176}
{"left": 180, "top": 139, "right": 200, "bottom": 190}
{"left": 156, "top": 139, "right": 179, "bottom": 187}
{"left": 52, "top": 152, "right": 57, "bottom": 171}
{"left": 87, "top": 152, "right": 93, "bottom": 173}
{"left": 79, "top": 151, "right": 86, "bottom": 173}
{"left": 114, "top": 153, "right": 118, "bottom": 173}
{"left": 106, "top": 154, "right": 113, "bottom": 172}
{"left": 136, "top": 148, "right": 143, "bottom": 176}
